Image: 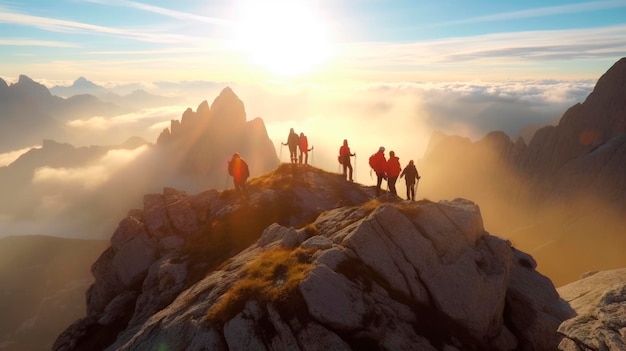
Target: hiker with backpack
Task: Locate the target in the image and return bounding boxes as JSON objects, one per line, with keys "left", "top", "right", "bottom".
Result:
{"left": 299, "top": 132, "right": 312, "bottom": 165}
{"left": 282, "top": 128, "right": 300, "bottom": 164}
{"left": 228, "top": 152, "right": 250, "bottom": 200}
{"left": 369, "top": 146, "right": 387, "bottom": 197}
{"left": 400, "top": 159, "right": 420, "bottom": 201}
{"left": 386, "top": 150, "right": 402, "bottom": 197}
{"left": 338, "top": 139, "right": 355, "bottom": 181}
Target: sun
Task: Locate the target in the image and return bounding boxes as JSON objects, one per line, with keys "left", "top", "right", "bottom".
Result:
{"left": 232, "top": 0, "right": 333, "bottom": 77}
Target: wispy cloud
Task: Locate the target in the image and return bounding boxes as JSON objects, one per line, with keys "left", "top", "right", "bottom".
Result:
{"left": 83, "top": 0, "right": 232, "bottom": 26}
{"left": 0, "top": 39, "right": 80, "bottom": 48}
{"left": 427, "top": 0, "right": 626, "bottom": 27}
{"left": 0, "top": 6, "right": 189, "bottom": 43}
{"left": 336, "top": 25, "right": 626, "bottom": 73}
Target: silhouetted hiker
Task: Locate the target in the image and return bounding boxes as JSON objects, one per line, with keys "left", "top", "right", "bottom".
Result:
{"left": 339, "top": 139, "right": 355, "bottom": 181}
{"left": 386, "top": 150, "right": 401, "bottom": 197}
{"left": 369, "top": 146, "right": 387, "bottom": 197}
{"left": 282, "top": 128, "right": 300, "bottom": 164}
{"left": 228, "top": 153, "right": 250, "bottom": 200}
{"left": 299, "top": 132, "right": 312, "bottom": 165}
{"left": 400, "top": 159, "right": 420, "bottom": 201}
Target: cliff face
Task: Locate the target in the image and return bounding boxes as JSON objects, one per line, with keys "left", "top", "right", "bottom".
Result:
{"left": 54, "top": 165, "right": 575, "bottom": 351}
{"left": 520, "top": 57, "right": 626, "bottom": 199}
{"left": 418, "top": 58, "right": 626, "bottom": 285}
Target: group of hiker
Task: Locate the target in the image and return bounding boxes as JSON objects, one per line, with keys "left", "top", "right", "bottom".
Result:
{"left": 227, "top": 128, "right": 421, "bottom": 201}
{"left": 366, "top": 146, "right": 421, "bottom": 200}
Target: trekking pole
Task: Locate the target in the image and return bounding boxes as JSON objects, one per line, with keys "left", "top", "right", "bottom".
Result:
{"left": 353, "top": 154, "right": 357, "bottom": 182}
{"left": 415, "top": 177, "right": 420, "bottom": 197}
{"left": 309, "top": 146, "right": 314, "bottom": 166}
{"left": 279, "top": 143, "right": 283, "bottom": 162}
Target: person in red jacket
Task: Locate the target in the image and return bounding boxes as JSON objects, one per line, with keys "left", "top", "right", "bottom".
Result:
{"left": 369, "top": 146, "right": 387, "bottom": 197}
{"left": 228, "top": 153, "right": 250, "bottom": 200}
{"left": 299, "top": 132, "right": 310, "bottom": 165}
{"left": 386, "top": 150, "right": 402, "bottom": 197}
{"left": 339, "top": 139, "right": 355, "bottom": 181}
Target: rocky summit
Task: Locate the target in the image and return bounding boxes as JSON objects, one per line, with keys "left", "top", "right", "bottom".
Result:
{"left": 53, "top": 164, "right": 583, "bottom": 351}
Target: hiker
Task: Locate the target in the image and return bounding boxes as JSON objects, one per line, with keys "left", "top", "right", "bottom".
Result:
{"left": 228, "top": 153, "right": 250, "bottom": 199}
{"left": 299, "top": 132, "right": 311, "bottom": 165}
{"left": 400, "top": 159, "right": 420, "bottom": 201}
{"left": 339, "top": 139, "right": 355, "bottom": 181}
{"left": 369, "top": 146, "right": 387, "bottom": 197}
{"left": 386, "top": 150, "right": 401, "bottom": 197}
{"left": 282, "top": 128, "right": 300, "bottom": 164}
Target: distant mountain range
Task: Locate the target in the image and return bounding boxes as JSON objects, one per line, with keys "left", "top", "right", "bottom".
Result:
{"left": 0, "top": 75, "right": 129, "bottom": 152}
{"left": 50, "top": 77, "right": 179, "bottom": 109}
{"left": 0, "top": 75, "right": 187, "bottom": 153}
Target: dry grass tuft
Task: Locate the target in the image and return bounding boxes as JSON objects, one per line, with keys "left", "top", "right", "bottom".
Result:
{"left": 207, "top": 247, "right": 315, "bottom": 323}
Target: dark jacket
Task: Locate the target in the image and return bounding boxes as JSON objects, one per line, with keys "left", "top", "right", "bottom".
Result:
{"left": 400, "top": 164, "right": 419, "bottom": 184}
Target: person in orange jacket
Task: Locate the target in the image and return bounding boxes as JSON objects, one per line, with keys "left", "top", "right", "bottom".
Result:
{"left": 369, "top": 146, "right": 387, "bottom": 197}
{"left": 386, "top": 150, "right": 402, "bottom": 197}
{"left": 228, "top": 152, "right": 250, "bottom": 200}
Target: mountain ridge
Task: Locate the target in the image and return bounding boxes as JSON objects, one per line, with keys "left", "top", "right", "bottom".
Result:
{"left": 53, "top": 164, "right": 578, "bottom": 351}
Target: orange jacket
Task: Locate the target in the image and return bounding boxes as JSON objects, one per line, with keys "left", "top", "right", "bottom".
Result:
{"left": 228, "top": 157, "right": 249, "bottom": 183}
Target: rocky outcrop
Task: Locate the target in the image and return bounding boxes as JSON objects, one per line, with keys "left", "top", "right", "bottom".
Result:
{"left": 557, "top": 269, "right": 626, "bottom": 351}
{"left": 53, "top": 165, "right": 574, "bottom": 351}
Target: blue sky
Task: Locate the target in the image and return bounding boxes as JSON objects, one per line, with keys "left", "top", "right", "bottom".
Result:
{"left": 1, "top": 0, "right": 625, "bottom": 83}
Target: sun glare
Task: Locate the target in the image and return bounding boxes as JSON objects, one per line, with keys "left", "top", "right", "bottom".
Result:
{"left": 232, "top": 0, "right": 333, "bottom": 77}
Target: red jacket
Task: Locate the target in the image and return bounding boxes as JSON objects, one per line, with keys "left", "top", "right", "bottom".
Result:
{"left": 386, "top": 156, "right": 401, "bottom": 177}
{"left": 299, "top": 135, "right": 308, "bottom": 151}
{"left": 369, "top": 151, "right": 387, "bottom": 174}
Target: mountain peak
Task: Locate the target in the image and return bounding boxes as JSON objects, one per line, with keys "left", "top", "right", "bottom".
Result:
{"left": 54, "top": 164, "right": 573, "bottom": 351}
{"left": 209, "top": 86, "right": 246, "bottom": 125}
{"left": 72, "top": 76, "right": 100, "bottom": 89}
{"left": 17, "top": 74, "right": 35, "bottom": 84}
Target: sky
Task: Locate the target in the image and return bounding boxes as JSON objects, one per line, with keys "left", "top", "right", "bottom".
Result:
{"left": 0, "top": 0, "right": 625, "bottom": 180}
{"left": 1, "top": 0, "right": 625, "bottom": 83}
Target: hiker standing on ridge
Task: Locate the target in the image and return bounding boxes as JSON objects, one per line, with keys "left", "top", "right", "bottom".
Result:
{"left": 299, "top": 132, "right": 312, "bottom": 165}
{"left": 282, "top": 128, "right": 300, "bottom": 164}
{"left": 369, "top": 146, "right": 387, "bottom": 197}
{"left": 400, "top": 160, "right": 420, "bottom": 201}
{"left": 339, "top": 139, "right": 355, "bottom": 181}
{"left": 228, "top": 153, "right": 250, "bottom": 200}
{"left": 386, "top": 150, "right": 401, "bottom": 197}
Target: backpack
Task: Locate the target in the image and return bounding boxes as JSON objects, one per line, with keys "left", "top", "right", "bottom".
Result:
{"left": 369, "top": 153, "right": 376, "bottom": 169}
{"left": 338, "top": 155, "right": 343, "bottom": 165}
